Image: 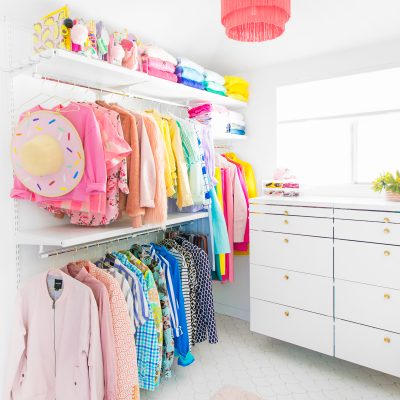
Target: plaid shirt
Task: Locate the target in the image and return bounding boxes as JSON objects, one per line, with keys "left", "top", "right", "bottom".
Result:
{"left": 114, "top": 252, "right": 160, "bottom": 391}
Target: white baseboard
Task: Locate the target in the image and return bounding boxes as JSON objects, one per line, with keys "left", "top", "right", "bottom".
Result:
{"left": 214, "top": 302, "right": 250, "bottom": 321}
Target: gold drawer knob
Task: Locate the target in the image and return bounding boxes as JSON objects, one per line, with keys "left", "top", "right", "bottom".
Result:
{"left": 384, "top": 250, "right": 391, "bottom": 257}
{"left": 384, "top": 228, "right": 390, "bottom": 234}
{"left": 284, "top": 238, "right": 289, "bottom": 244}
{"left": 384, "top": 337, "right": 391, "bottom": 344}
{"left": 284, "top": 311, "right": 290, "bottom": 317}
{"left": 384, "top": 217, "right": 391, "bottom": 223}
{"left": 284, "top": 210, "right": 289, "bottom": 216}
{"left": 284, "top": 219, "right": 289, "bottom": 225}
{"left": 384, "top": 294, "right": 391, "bottom": 300}
{"left": 284, "top": 274, "right": 290, "bottom": 280}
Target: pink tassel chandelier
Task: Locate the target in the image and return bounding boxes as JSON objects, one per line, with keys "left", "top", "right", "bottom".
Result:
{"left": 221, "top": 0, "right": 291, "bottom": 42}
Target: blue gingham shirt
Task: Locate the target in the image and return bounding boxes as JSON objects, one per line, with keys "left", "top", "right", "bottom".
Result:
{"left": 114, "top": 252, "right": 160, "bottom": 391}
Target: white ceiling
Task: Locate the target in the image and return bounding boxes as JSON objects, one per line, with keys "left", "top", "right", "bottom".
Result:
{"left": 3, "top": 0, "right": 400, "bottom": 74}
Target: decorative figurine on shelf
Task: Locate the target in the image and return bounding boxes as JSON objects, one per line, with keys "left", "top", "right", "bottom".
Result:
{"left": 96, "top": 21, "right": 109, "bottom": 60}
{"left": 70, "top": 21, "right": 88, "bottom": 53}
{"left": 121, "top": 38, "right": 138, "bottom": 70}
{"left": 108, "top": 34, "right": 125, "bottom": 66}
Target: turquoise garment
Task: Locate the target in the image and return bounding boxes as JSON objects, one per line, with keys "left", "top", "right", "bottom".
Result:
{"left": 204, "top": 80, "right": 227, "bottom": 94}
{"left": 210, "top": 187, "right": 231, "bottom": 254}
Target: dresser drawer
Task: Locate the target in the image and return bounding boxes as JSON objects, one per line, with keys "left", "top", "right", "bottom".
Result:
{"left": 251, "top": 264, "right": 333, "bottom": 316}
{"left": 250, "top": 203, "right": 333, "bottom": 218}
{"left": 335, "top": 280, "right": 400, "bottom": 333}
{"left": 335, "top": 209, "right": 400, "bottom": 224}
{"left": 251, "top": 213, "right": 333, "bottom": 237}
{"left": 250, "top": 299, "right": 334, "bottom": 356}
{"left": 335, "top": 240, "right": 400, "bottom": 290}
{"left": 250, "top": 230, "right": 333, "bottom": 277}
{"left": 335, "top": 319, "right": 400, "bottom": 377}
{"left": 334, "top": 219, "right": 400, "bottom": 245}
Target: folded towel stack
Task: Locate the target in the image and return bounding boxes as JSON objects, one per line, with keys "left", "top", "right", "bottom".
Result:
{"left": 224, "top": 76, "right": 250, "bottom": 102}
{"left": 176, "top": 57, "right": 205, "bottom": 89}
{"left": 203, "top": 69, "right": 227, "bottom": 96}
{"left": 227, "top": 110, "right": 246, "bottom": 136}
{"left": 141, "top": 45, "right": 178, "bottom": 82}
{"left": 189, "top": 103, "right": 229, "bottom": 138}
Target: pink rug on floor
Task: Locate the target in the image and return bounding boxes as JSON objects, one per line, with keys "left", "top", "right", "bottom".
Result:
{"left": 211, "top": 386, "right": 262, "bottom": 400}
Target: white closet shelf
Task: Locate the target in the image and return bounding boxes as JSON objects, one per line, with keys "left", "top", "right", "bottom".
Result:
{"left": 27, "top": 49, "right": 247, "bottom": 109}
{"left": 16, "top": 211, "right": 209, "bottom": 248}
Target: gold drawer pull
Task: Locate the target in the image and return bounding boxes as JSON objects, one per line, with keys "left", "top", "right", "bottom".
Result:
{"left": 384, "top": 217, "right": 391, "bottom": 223}
{"left": 284, "top": 210, "right": 289, "bottom": 216}
{"left": 384, "top": 337, "right": 391, "bottom": 344}
{"left": 284, "top": 274, "right": 289, "bottom": 280}
{"left": 284, "top": 238, "right": 289, "bottom": 244}
{"left": 284, "top": 311, "right": 290, "bottom": 317}
{"left": 384, "top": 228, "right": 390, "bottom": 234}
{"left": 384, "top": 250, "right": 391, "bottom": 257}
{"left": 384, "top": 294, "right": 391, "bottom": 300}
{"left": 284, "top": 219, "right": 289, "bottom": 225}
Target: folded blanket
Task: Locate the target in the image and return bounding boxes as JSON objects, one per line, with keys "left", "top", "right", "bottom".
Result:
{"left": 204, "top": 80, "right": 227, "bottom": 94}
{"left": 230, "top": 122, "right": 246, "bottom": 131}
{"left": 226, "top": 83, "right": 249, "bottom": 97}
{"left": 227, "top": 93, "right": 248, "bottom": 102}
{"left": 178, "top": 76, "right": 205, "bottom": 90}
{"left": 205, "top": 87, "right": 227, "bottom": 96}
{"left": 175, "top": 66, "right": 204, "bottom": 83}
{"left": 228, "top": 110, "right": 245, "bottom": 125}
{"left": 188, "top": 103, "right": 212, "bottom": 117}
{"left": 146, "top": 66, "right": 178, "bottom": 82}
{"left": 224, "top": 75, "right": 249, "bottom": 88}
{"left": 177, "top": 57, "right": 204, "bottom": 74}
{"left": 142, "top": 45, "right": 177, "bottom": 65}
{"left": 142, "top": 55, "right": 175, "bottom": 73}
{"left": 230, "top": 128, "right": 246, "bottom": 136}
{"left": 204, "top": 69, "right": 225, "bottom": 85}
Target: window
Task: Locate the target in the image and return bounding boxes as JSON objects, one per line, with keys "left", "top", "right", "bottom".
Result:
{"left": 277, "top": 68, "right": 400, "bottom": 184}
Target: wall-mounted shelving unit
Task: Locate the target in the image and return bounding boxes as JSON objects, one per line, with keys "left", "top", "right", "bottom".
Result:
{"left": 18, "top": 49, "right": 247, "bottom": 110}
{"left": 16, "top": 212, "right": 209, "bottom": 248}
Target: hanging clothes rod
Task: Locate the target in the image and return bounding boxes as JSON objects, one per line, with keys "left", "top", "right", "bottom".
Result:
{"left": 31, "top": 72, "right": 191, "bottom": 109}
{"left": 39, "top": 220, "right": 194, "bottom": 259}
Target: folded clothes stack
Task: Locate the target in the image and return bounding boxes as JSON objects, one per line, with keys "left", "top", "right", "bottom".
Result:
{"left": 227, "top": 110, "right": 246, "bottom": 136}
{"left": 224, "top": 76, "right": 250, "bottom": 102}
{"left": 188, "top": 103, "right": 229, "bottom": 138}
{"left": 203, "top": 70, "right": 227, "bottom": 96}
{"left": 263, "top": 168, "right": 300, "bottom": 197}
{"left": 176, "top": 57, "right": 205, "bottom": 89}
{"left": 141, "top": 45, "right": 178, "bottom": 82}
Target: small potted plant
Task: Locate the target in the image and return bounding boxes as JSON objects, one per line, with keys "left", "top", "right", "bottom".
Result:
{"left": 373, "top": 171, "right": 400, "bottom": 202}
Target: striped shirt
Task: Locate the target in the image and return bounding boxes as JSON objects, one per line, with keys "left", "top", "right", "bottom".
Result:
{"left": 114, "top": 252, "right": 160, "bottom": 391}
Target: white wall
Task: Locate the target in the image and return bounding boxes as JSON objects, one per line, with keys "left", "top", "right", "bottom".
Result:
{"left": 213, "top": 38, "right": 400, "bottom": 322}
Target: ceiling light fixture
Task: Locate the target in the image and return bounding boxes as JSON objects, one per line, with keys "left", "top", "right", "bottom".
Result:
{"left": 221, "top": 0, "right": 291, "bottom": 42}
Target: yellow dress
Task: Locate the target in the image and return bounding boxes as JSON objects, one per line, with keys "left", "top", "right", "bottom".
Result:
{"left": 224, "top": 152, "right": 257, "bottom": 198}
{"left": 215, "top": 167, "right": 226, "bottom": 276}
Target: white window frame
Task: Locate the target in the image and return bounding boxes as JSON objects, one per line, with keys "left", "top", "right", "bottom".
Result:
{"left": 278, "top": 107, "right": 400, "bottom": 185}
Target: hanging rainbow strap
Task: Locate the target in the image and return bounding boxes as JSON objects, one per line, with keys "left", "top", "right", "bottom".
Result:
{"left": 11, "top": 110, "right": 85, "bottom": 198}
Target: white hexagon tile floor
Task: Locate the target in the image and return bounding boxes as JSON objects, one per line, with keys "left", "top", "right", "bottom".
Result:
{"left": 141, "top": 314, "right": 400, "bottom": 400}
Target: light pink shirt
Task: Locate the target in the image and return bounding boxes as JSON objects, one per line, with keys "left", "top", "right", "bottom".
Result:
{"left": 215, "top": 155, "right": 247, "bottom": 243}
{"left": 6, "top": 271, "right": 104, "bottom": 400}
{"left": 62, "top": 265, "right": 117, "bottom": 400}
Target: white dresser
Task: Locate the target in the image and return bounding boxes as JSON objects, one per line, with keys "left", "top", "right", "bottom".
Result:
{"left": 250, "top": 196, "right": 400, "bottom": 377}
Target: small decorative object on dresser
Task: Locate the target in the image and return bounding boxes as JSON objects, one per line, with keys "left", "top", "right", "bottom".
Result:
{"left": 373, "top": 170, "right": 400, "bottom": 201}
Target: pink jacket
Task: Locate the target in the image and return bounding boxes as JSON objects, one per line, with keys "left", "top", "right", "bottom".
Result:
{"left": 11, "top": 103, "right": 107, "bottom": 203}
{"left": 6, "top": 270, "right": 104, "bottom": 400}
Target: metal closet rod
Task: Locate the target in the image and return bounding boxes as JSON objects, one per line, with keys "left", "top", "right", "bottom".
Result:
{"left": 39, "top": 221, "right": 193, "bottom": 259}
{"left": 32, "top": 73, "right": 191, "bottom": 109}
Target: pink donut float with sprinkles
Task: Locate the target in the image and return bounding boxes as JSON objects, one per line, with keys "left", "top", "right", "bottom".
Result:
{"left": 11, "top": 110, "right": 85, "bottom": 197}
